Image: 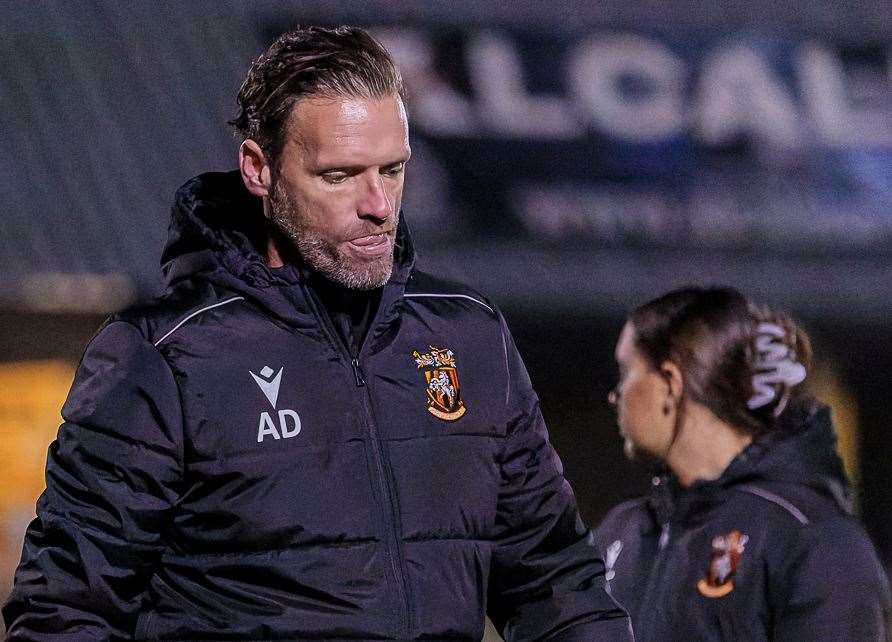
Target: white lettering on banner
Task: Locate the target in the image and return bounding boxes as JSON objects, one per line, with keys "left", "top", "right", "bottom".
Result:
{"left": 375, "top": 28, "right": 479, "bottom": 136}
{"left": 466, "top": 32, "right": 580, "bottom": 139}
{"left": 375, "top": 27, "right": 891, "bottom": 149}
{"left": 569, "top": 33, "right": 686, "bottom": 142}
{"left": 695, "top": 45, "right": 801, "bottom": 148}
{"left": 514, "top": 182, "right": 891, "bottom": 245}
{"left": 797, "top": 44, "right": 892, "bottom": 147}
{"left": 516, "top": 185, "right": 684, "bottom": 243}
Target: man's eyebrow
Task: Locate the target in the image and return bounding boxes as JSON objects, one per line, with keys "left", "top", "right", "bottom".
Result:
{"left": 315, "top": 164, "right": 365, "bottom": 174}
{"left": 315, "top": 156, "right": 411, "bottom": 173}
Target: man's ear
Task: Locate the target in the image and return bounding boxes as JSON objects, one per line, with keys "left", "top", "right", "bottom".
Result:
{"left": 239, "top": 139, "right": 271, "bottom": 197}
{"left": 660, "top": 360, "right": 684, "bottom": 404}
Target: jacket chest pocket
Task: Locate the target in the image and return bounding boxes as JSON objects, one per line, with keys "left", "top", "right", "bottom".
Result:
{"left": 385, "top": 433, "right": 504, "bottom": 540}
{"left": 177, "top": 440, "right": 379, "bottom": 550}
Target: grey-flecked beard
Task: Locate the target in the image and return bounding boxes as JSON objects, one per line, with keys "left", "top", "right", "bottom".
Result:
{"left": 268, "top": 181, "right": 396, "bottom": 290}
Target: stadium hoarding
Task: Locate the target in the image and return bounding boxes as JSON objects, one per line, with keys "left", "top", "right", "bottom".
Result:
{"left": 1, "top": 2, "right": 890, "bottom": 317}
{"left": 379, "top": 25, "right": 892, "bottom": 317}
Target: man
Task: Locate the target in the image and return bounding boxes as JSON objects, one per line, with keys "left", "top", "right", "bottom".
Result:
{"left": 4, "top": 26, "right": 631, "bottom": 641}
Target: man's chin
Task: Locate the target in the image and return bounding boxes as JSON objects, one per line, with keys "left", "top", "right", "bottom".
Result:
{"left": 324, "top": 256, "right": 393, "bottom": 290}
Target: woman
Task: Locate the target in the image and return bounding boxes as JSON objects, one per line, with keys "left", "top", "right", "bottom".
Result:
{"left": 596, "top": 286, "right": 890, "bottom": 641}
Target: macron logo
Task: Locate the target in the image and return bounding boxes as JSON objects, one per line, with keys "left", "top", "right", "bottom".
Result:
{"left": 250, "top": 365, "right": 283, "bottom": 408}
{"left": 249, "top": 365, "right": 301, "bottom": 443}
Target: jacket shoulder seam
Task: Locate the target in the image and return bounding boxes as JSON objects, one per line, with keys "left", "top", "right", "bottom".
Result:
{"left": 601, "top": 497, "right": 649, "bottom": 523}
{"left": 403, "top": 292, "right": 494, "bottom": 315}
{"left": 735, "top": 484, "right": 810, "bottom": 525}
{"left": 613, "top": 496, "right": 649, "bottom": 512}
{"left": 152, "top": 296, "right": 246, "bottom": 346}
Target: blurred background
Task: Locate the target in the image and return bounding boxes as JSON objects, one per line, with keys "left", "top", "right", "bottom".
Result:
{"left": 1, "top": 1, "right": 890, "bottom": 637}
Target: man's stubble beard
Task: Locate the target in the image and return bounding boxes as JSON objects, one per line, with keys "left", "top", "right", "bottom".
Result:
{"left": 268, "top": 179, "right": 398, "bottom": 290}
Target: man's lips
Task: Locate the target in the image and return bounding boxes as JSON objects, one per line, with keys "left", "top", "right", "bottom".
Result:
{"left": 346, "top": 230, "right": 393, "bottom": 257}
{"left": 348, "top": 230, "right": 392, "bottom": 246}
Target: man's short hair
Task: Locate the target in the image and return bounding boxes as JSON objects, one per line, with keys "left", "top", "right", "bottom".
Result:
{"left": 230, "top": 26, "right": 404, "bottom": 165}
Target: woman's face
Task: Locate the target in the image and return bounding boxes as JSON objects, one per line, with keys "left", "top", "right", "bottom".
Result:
{"left": 611, "top": 322, "right": 674, "bottom": 460}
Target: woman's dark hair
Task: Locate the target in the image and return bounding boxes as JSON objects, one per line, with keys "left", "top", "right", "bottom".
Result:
{"left": 629, "top": 286, "right": 811, "bottom": 435}
{"left": 229, "top": 26, "right": 404, "bottom": 167}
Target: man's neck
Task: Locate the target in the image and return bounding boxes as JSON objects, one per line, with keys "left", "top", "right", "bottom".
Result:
{"left": 266, "top": 236, "right": 285, "bottom": 268}
{"left": 310, "top": 272, "right": 382, "bottom": 357}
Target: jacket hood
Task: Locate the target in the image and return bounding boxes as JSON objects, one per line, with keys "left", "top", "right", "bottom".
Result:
{"left": 650, "top": 400, "right": 853, "bottom": 524}
{"left": 159, "top": 171, "right": 416, "bottom": 327}
{"left": 161, "top": 170, "right": 271, "bottom": 286}
{"left": 726, "top": 400, "right": 850, "bottom": 495}
{"left": 162, "top": 170, "right": 416, "bottom": 286}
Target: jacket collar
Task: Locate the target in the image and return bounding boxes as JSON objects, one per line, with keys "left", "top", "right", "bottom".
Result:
{"left": 646, "top": 400, "right": 851, "bottom": 525}
{"left": 160, "top": 170, "right": 416, "bottom": 341}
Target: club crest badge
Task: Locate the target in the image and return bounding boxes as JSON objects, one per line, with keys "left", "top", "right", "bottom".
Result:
{"left": 412, "top": 346, "right": 466, "bottom": 421}
{"left": 697, "top": 530, "right": 749, "bottom": 598}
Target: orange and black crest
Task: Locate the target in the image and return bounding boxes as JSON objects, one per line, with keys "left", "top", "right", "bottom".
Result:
{"left": 412, "top": 346, "right": 466, "bottom": 421}
{"left": 697, "top": 530, "right": 749, "bottom": 598}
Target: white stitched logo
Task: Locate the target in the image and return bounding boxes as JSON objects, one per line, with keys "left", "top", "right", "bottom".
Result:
{"left": 249, "top": 366, "right": 301, "bottom": 442}
{"left": 250, "top": 365, "right": 283, "bottom": 408}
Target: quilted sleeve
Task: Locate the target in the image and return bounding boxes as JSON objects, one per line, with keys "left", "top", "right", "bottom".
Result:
{"left": 487, "top": 314, "right": 632, "bottom": 641}
{"left": 3, "top": 321, "right": 184, "bottom": 641}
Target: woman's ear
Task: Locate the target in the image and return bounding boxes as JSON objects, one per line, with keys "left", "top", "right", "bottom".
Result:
{"left": 660, "top": 360, "right": 684, "bottom": 406}
{"left": 239, "top": 139, "right": 271, "bottom": 197}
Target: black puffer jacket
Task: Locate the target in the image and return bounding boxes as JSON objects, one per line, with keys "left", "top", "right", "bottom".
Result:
{"left": 595, "top": 401, "right": 890, "bottom": 641}
{"left": 4, "top": 172, "right": 631, "bottom": 641}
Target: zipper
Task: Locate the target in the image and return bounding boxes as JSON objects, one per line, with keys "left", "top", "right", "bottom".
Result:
{"left": 300, "top": 283, "right": 412, "bottom": 637}
{"left": 640, "top": 519, "right": 674, "bottom": 634}
{"left": 641, "top": 475, "right": 679, "bottom": 634}
{"left": 351, "top": 358, "right": 366, "bottom": 387}
{"left": 354, "top": 367, "right": 412, "bottom": 638}
{"left": 658, "top": 522, "right": 671, "bottom": 550}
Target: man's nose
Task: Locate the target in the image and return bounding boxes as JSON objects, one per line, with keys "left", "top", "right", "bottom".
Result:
{"left": 357, "top": 172, "right": 393, "bottom": 221}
